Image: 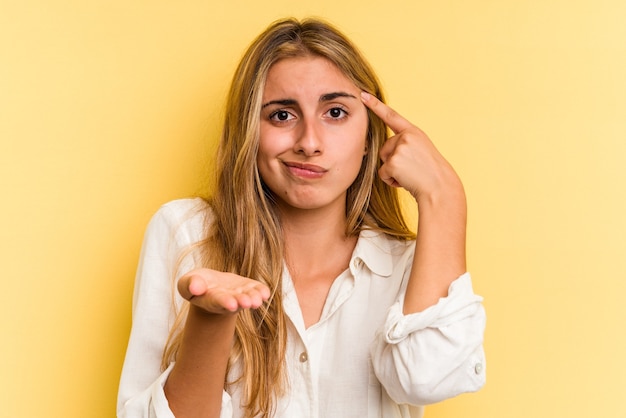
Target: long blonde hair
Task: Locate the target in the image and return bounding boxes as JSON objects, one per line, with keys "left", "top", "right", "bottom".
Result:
{"left": 162, "top": 17, "right": 415, "bottom": 418}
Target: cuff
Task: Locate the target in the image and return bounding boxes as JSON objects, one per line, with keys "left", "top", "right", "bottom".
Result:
{"left": 151, "top": 364, "right": 233, "bottom": 418}
{"left": 384, "top": 272, "right": 483, "bottom": 343}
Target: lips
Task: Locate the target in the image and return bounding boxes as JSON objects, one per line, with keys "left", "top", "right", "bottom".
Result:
{"left": 283, "top": 161, "right": 327, "bottom": 178}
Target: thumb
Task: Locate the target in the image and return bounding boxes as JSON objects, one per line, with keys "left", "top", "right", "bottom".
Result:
{"left": 177, "top": 272, "right": 208, "bottom": 301}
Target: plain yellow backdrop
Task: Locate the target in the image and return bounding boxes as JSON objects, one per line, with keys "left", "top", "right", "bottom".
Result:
{"left": 1, "top": 0, "right": 625, "bottom": 417}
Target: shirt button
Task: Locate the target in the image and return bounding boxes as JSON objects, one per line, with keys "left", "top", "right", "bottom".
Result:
{"left": 474, "top": 362, "right": 483, "bottom": 374}
{"left": 299, "top": 352, "right": 308, "bottom": 363}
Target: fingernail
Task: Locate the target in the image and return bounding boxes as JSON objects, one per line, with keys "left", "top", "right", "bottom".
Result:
{"left": 361, "top": 91, "right": 371, "bottom": 101}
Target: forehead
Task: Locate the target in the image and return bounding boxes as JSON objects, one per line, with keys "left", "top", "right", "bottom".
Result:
{"left": 263, "top": 56, "right": 358, "bottom": 97}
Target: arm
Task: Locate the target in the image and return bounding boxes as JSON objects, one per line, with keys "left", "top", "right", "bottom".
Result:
{"left": 362, "top": 93, "right": 485, "bottom": 404}
{"left": 404, "top": 171, "right": 466, "bottom": 313}
{"left": 361, "top": 92, "right": 466, "bottom": 313}
{"left": 164, "top": 307, "right": 237, "bottom": 418}
{"left": 117, "top": 200, "right": 268, "bottom": 418}
{"left": 164, "top": 269, "right": 269, "bottom": 418}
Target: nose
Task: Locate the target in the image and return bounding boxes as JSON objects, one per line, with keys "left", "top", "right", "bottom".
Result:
{"left": 294, "top": 118, "right": 322, "bottom": 156}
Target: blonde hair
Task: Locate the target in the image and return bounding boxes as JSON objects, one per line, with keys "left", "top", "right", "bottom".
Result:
{"left": 162, "top": 17, "right": 415, "bottom": 418}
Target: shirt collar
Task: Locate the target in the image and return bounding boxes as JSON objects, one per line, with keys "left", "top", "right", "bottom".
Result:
{"left": 351, "top": 229, "right": 395, "bottom": 277}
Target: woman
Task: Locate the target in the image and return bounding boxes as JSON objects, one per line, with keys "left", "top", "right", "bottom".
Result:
{"left": 118, "top": 17, "right": 486, "bottom": 418}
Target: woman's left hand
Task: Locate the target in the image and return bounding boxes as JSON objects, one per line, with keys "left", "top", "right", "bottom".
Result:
{"left": 361, "top": 92, "right": 463, "bottom": 203}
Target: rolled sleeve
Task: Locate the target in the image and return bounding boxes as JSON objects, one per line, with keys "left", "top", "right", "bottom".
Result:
{"left": 121, "top": 364, "right": 234, "bottom": 418}
{"left": 371, "top": 273, "right": 486, "bottom": 406}
{"left": 120, "top": 364, "right": 175, "bottom": 418}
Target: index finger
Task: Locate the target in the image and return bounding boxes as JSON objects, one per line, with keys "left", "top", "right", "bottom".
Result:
{"left": 361, "top": 91, "right": 413, "bottom": 134}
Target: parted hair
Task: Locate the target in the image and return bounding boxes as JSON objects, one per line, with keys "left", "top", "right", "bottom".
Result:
{"left": 162, "top": 17, "right": 415, "bottom": 418}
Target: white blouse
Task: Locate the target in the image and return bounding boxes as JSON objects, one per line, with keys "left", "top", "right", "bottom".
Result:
{"left": 117, "top": 198, "right": 486, "bottom": 418}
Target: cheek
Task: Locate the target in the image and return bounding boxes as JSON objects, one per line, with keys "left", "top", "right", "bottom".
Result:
{"left": 258, "top": 123, "right": 292, "bottom": 155}
{"left": 338, "top": 133, "right": 369, "bottom": 176}
{"left": 257, "top": 128, "right": 279, "bottom": 164}
{"left": 256, "top": 145, "right": 272, "bottom": 182}
{"left": 256, "top": 131, "right": 285, "bottom": 185}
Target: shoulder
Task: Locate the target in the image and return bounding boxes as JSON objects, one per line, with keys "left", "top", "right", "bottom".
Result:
{"left": 146, "top": 198, "right": 211, "bottom": 245}
{"left": 359, "top": 229, "right": 415, "bottom": 254}
{"left": 355, "top": 230, "right": 415, "bottom": 277}
{"left": 156, "top": 197, "right": 209, "bottom": 220}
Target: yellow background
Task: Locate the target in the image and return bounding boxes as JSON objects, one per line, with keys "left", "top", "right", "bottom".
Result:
{"left": 1, "top": 0, "right": 625, "bottom": 417}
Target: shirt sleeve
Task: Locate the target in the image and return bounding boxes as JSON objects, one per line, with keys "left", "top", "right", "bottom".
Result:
{"left": 120, "top": 364, "right": 233, "bottom": 418}
{"left": 116, "top": 200, "right": 234, "bottom": 418}
{"left": 370, "top": 272, "right": 486, "bottom": 406}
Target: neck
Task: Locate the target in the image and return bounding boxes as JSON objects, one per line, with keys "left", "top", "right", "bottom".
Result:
{"left": 278, "top": 202, "right": 355, "bottom": 273}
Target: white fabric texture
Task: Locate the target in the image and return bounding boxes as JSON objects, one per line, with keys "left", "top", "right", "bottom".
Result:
{"left": 117, "top": 198, "right": 486, "bottom": 417}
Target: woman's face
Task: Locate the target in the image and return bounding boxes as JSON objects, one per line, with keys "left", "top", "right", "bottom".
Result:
{"left": 258, "top": 56, "right": 369, "bottom": 214}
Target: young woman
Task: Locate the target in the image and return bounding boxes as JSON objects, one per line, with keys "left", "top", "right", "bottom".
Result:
{"left": 118, "top": 17, "right": 486, "bottom": 418}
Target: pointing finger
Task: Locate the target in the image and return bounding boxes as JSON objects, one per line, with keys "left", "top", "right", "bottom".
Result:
{"left": 361, "top": 91, "right": 413, "bottom": 134}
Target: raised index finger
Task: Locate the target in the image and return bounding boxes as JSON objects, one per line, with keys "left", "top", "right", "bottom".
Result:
{"left": 361, "top": 91, "right": 413, "bottom": 134}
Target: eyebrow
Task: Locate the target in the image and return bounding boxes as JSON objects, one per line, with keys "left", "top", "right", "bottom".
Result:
{"left": 261, "top": 99, "right": 297, "bottom": 109}
{"left": 320, "top": 91, "right": 357, "bottom": 102}
{"left": 261, "top": 91, "right": 357, "bottom": 109}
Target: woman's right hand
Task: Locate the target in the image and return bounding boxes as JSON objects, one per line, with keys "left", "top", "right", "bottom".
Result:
{"left": 177, "top": 268, "right": 271, "bottom": 314}
{"left": 166, "top": 269, "right": 267, "bottom": 416}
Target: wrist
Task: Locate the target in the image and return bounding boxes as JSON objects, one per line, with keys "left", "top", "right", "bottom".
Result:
{"left": 189, "top": 303, "right": 239, "bottom": 323}
{"left": 415, "top": 179, "right": 466, "bottom": 212}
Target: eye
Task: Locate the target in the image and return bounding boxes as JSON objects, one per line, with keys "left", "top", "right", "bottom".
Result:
{"left": 325, "top": 107, "right": 348, "bottom": 120}
{"left": 269, "top": 110, "right": 295, "bottom": 122}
